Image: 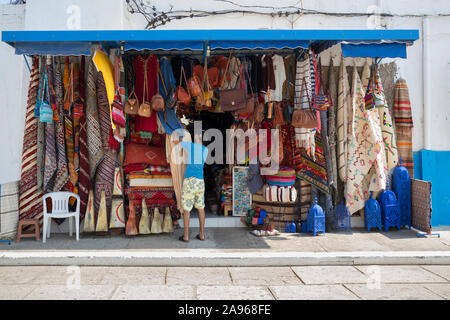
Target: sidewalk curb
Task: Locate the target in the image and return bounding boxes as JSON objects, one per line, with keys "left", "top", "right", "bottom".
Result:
{"left": 1, "top": 251, "right": 450, "bottom": 266}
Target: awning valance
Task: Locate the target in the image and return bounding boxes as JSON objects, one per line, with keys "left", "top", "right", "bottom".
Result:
{"left": 2, "top": 29, "right": 419, "bottom": 58}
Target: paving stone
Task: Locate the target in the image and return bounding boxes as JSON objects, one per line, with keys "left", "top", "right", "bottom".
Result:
{"left": 111, "top": 285, "right": 195, "bottom": 300}
{"left": 167, "top": 267, "right": 231, "bottom": 285}
{"left": 291, "top": 266, "right": 368, "bottom": 284}
{"left": 0, "top": 285, "right": 38, "bottom": 299}
{"left": 422, "top": 284, "right": 450, "bottom": 300}
{"left": 345, "top": 284, "right": 444, "bottom": 300}
{"left": 356, "top": 266, "right": 447, "bottom": 283}
{"left": 197, "top": 285, "right": 273, "bottom": 300}
{"left": 25, "top": 285, "right": 116, "bottom": 300}
{"left": 95, "top": 267, "right": 166, "bottom": 285}
{"left": 421, "top": 265, "right": 450, "bottom": 281}
{"left": 229, "top": 267, "right": 302, "bottom": 286}
{"left": 270, "top": 285, "right": 359, "bottom": 300}
{"left": 0, "top": 266, "right": 41, "bottom": 284}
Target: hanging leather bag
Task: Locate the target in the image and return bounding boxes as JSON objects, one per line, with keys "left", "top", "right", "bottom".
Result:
{"left": 125, "top": 90, "right": 139, "bottom": 114}
{"left": 291, "top": 77, "right": 317, "bottom": 129}
{"left": 219, "top": 51, "right": 247, "bottom": 111}
{"left": 151, "top": 61, "right": 164, "bottom": 112}
{"left": 138, "top": 57, "right": 152, "bottom": 117}
{"left": 237, "top": 62, "right": 256, "bottom": 115}
{"left": 176, "top": 66, "right": 192, "bottom": 106}
{"left": 187, "top": 73, "right": 202, "bottom": 97}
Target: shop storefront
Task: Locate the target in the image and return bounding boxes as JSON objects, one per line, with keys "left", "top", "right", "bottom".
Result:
{"left": 2, "top": 29, "right": 427, "bottom": 240}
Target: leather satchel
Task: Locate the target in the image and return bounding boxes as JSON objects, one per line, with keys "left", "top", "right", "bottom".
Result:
{"left": 139, "top": 59, "right": 152, "bottom": 117}
{"left": 291, "top": 77, "right": 317, "bottom": 129}
{"left": 125, "top": 90, "right": 139, "bottom": 114}
{"left": 188, "top": 75, "right": 202, "bottom": 97}
{"left": 220, "top": 88, "right": 247, "bottom": 111}
{"left": 176, "top": 66, "right": 192, "bottom": 106}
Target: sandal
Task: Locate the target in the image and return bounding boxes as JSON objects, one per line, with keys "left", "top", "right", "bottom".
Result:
{"left": 196, "top": 234, "right": 205, "bottom": 241}
{"left": 179, "top": 235, "right": 189, "bottom": 242}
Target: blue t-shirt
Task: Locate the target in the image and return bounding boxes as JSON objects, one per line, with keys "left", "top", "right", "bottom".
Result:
{"left": 180, "top": 141, "right": 209, "bottom": 180}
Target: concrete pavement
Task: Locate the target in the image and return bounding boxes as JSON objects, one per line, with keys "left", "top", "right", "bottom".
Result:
{"left": 0, "top": 265, "right": 449, "bottom": 300}
{"left": 1, "top": 228, "right": 449, "bottom": 266}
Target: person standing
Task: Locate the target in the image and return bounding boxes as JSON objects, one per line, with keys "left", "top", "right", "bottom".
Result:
{"left": 174, "top": 132, "right": 209, "bottom": 242}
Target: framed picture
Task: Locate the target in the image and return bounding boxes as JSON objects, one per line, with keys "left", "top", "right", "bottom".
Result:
{"left": 232, "top": 166, "right": 252, "bottom": 216}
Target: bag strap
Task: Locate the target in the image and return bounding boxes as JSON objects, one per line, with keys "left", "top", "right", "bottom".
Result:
{"left": 220, "top": 50, "right": 233, "bottom": 87}
{"left": 159, "top": 68, "right": 168, "bottom": 96}
{"left": 244, "top": 61, "right": 253, "bottom": 97}
{"left": 142, "top": 57, "right": 149, "bottom": 102}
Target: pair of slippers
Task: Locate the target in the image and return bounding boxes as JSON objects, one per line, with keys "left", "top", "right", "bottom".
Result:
{"left": 179, "top": 234, "right": 204, "bottom": 242}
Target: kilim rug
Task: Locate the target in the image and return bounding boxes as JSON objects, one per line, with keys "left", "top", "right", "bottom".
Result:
{"left": 393, "top": 78, "right": 414, "bottom": 178}
{"left": 374, "top": 66, "right": 399, "bottom": 172}
{"left": 43, "top": 62, "right": 57, "bottom": 193}
{"left": 19, "top": 56, "right": 43, "bottom": 223}
{"left": 78, "top": 57, "right": 90, "bottom": 220}
{"left": 336, "top": 57, "right": 351, "bottom": 183}
{"left": 86, "top": 60, "right": 104, "bottom": 181}
{"left": 52, "top": 59, "right": 70, "bottom": 192}
{"left": 345, "top": 66, "right": 386, "bottom": 214}
{"left": 294, "top": 132, "right": 329, "bottom": 194}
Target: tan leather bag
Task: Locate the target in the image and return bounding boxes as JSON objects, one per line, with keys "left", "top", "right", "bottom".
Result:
{"left": 138, "top": 57, "right": 152, "bottom": 117}
{"left": 151, "top": 63, "right": 165, "bottom": 112}
{"left": 176, "top": 66, "right": 191, "bottom": 106}
{"left": 125, "top": 90, "right": 139, "bottom": 115}
{"left": 188, "top": 75, "right": 201, "bottom": 97}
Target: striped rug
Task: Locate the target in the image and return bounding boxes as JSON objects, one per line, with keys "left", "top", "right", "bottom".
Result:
{"left": 336, "top": 57, "right": 350, "bottom": 183}
{"left": 393, "top": 78, "right": 414, "bottom": 177}
{"left": 43, "top": 62, "right": 57, "bottom": 193}
{"left": 19, "top": 56, "right": 43, "bottom": 223}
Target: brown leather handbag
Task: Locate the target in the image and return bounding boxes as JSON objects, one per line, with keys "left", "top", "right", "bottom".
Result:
{"left": 176, "top": 66, "right": 192, "bottom": 106}
{"left": 273, "top": 101, "right": 287, "bottom": 126}
{"left": 151, "top": 64, "right": 164, "bottom": 112}
{"left": 291, "top": 77, "right": 317, "bottom": 128}
{"left": 219, "top": 51, "right": 247, "bottom": 112}
{"left": 188, "top": 74, "right": 201, "bottom": 97}
{"left": 125, "top": 90, "right": 139, "bottom": 114}
{"left": 138, "top": 57, "right": 152, "bottom": 117}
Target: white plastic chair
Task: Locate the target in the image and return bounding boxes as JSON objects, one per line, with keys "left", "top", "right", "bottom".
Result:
{"left": 42, "top": 192, "right": 80, "bottom": 243}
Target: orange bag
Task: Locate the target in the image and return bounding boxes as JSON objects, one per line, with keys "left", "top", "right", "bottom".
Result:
{"left": 176, "top": 66, "right": 192, "bottom": 106}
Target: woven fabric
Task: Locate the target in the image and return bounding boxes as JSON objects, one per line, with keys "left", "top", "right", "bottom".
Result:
{"left": 361, "top": 61, "right": 371, "bottom": 95}
{"left": 336, "top": 58, "right": 351, "bottom": 183}
{"left": 36, "top": 119, "right": 45, "bottom": 192}
{"left": 86, "top": 60, "right": 104, "bottom": 180}
{"left": 393, "top": 78, "right": 414, "bottom": 177}
{"left": 78, "top": 57, "right": 89, "bottom": 220}
{"left": 19, "top": 56, "right": 43, "bottom": 223}
{"left": 94, "top": 72, "right": 117, "bottom": 213}
{"left": 294, "top": 132, "right": 329, "bottom": 194}
{"left": 294, "top": 55, "right": 311, "bottom": 106}
{"left": 65, "top": 114, "right": 77, "bottom": 189}
{"left": 72, "top": 63, "right": 80, "bottom": 175}
{"left": 52, "top": 60, "right": 70, "bottom": 192}
{"left": 280, "top": 125, "right": 294, "bottom": 168}
{"left": 43, "top": 63, "right": 58, "bottom": 193}
{"left": 345, "top": 67, "right": 386, "bottom": 214}
{"left": 374, "top": 67, "right": 398, "bottom": 171}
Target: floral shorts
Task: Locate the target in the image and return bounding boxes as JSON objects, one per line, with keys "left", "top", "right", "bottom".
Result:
{"left": 181, "top": 177, "right": 205, "bottom": 211}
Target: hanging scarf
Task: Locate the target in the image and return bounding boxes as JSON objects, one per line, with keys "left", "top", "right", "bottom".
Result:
{"left": 52, "top": 59, "right": 70, "bottom": 192}
{"left": 86, "top": 59, "right": 104, "bottom": 181}
{"left": 336, "top": 57, "right": 350, "bottom": 183}
{"left": 393, "top": 78, "right": 414, "bottom": 177}
{"left": 374, "top": 66, "right": 399, "bottom": 171}
{"left": 345, "top": 66, "right": 386, "bottom": 214}
{"left": 43, "top": 59, "right": 58, "bottom": 192}
{"left": 19, "top": 56, "right": 43, "bottom": 223}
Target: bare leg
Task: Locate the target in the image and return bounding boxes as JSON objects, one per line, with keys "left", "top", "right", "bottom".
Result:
{"left": 198, "top": 208, "right": 205, "bottom": 240}
{"left": 183, "top": 210, "right": 190, "bottom": 241}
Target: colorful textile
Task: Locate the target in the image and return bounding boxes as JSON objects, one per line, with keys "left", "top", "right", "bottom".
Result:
{"left": 52, "top": 60, "right": 70, "bottom": 192}
{"left": 361, "top": 61, "right": 371, "bottom": 94}
{"left": 129, "top": 178, "right": 174, "bottom": 188}
{"left": 36, "top": 120, "right": 45, "bottom": 192}
{"left": 393, "top": 78, "right": 414, "bottom": 177}
{"left": 181, "top": 177, "right": 205, "bottom": 212}
{"left": 19, "top": 56, "right": 43, "bottom": 223}
{"left": 374, "top": 66, "right": 399, "bottom": 171}
{"left": 280, "top": 125, "right": 294, "bottom": 168}
{"left": 294, "top": 55, "right": 312, "bottom": 105}
{"left": 94, "top": 72, "right": 117, "bottom": 213}
{"left": 43, "top": 62, "right": 57, "bottom": 193}
{"left": 294, "top": 132, "right": 329, "bottom": 194}
{"left": 123, "top": 144, "right": 168, "bottom": 167}
{"left": 345, "top": 66, "right": 387, "bottom": 214}
{"left": 86, "top": 59, "right": 104, "bottom": 181}
{"left": 336, "top": 57, "right": 351, "bottom": 183}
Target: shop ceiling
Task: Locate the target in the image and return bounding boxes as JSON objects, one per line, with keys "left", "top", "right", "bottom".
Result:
{"left": 1, "top": 29, "right": 419, "bottom": 58}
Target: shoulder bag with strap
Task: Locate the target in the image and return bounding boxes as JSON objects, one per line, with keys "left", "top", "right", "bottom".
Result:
{"left": 291, "top": 77, "right": 317, "bottom": 129}
{"left": 138, "top": 56, "right": 152, "bottom": 117}
{"left": 176, "top": 66, "right": 192, "bottom": 106}
{"left": 220, "top": 51, "right": 247, "bottom": 112}
{"left": 151, "top": 59, "right": 165, "bottom": 112}
{"left": 39, "top": 69, "right": 53, "bottom": 123}
{"left": 312, "top": 58, "right": 332, "bottom": 111}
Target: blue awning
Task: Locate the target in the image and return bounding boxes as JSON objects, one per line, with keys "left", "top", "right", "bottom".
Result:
{"left": 1, "top": 29, "right": 419, "bottom": 58}
{"left": 341, "top": 43, "right": 407, "bottom": 58}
